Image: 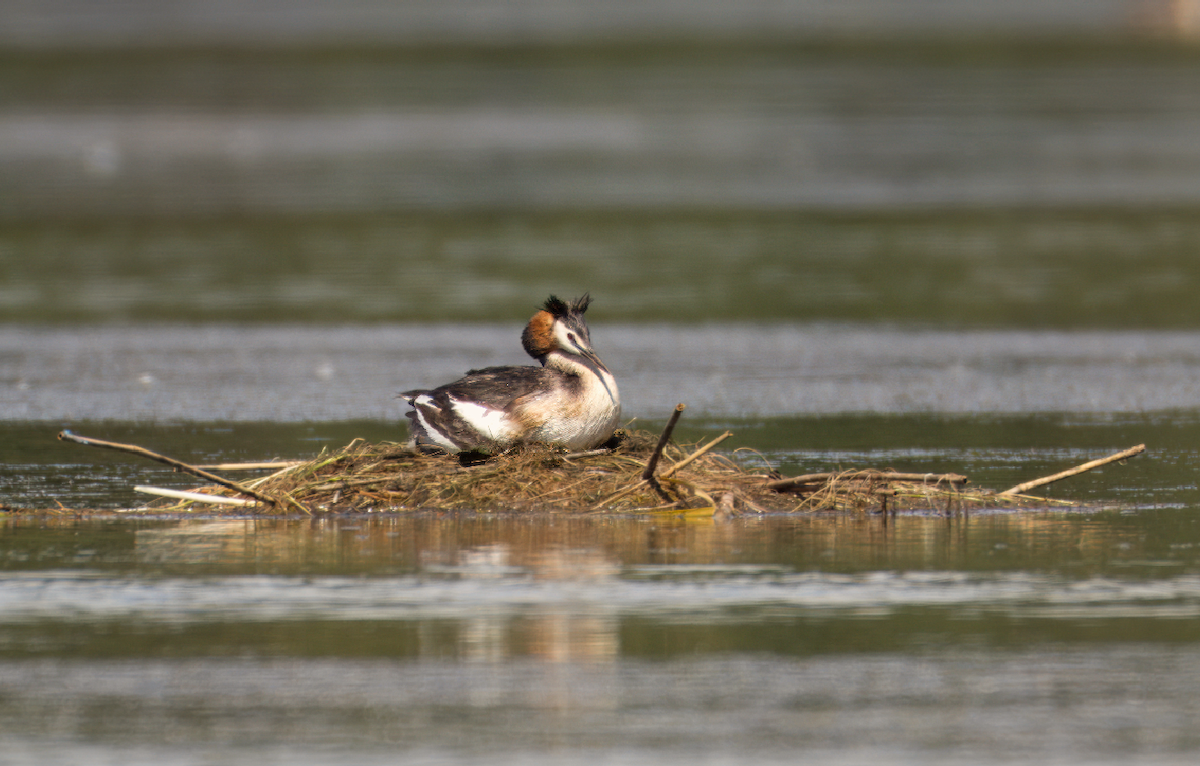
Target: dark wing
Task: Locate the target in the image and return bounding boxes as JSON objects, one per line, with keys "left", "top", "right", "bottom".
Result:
{"left": 401, "top": 365, "right": 558, "bottom": 453}
{"left": 402, "top": 365, "right": 553, "bottom": 409}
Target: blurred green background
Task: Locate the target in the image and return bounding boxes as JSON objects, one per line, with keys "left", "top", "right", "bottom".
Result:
{"left": 3, "top": 1, "right": 1200, "bottom": 326}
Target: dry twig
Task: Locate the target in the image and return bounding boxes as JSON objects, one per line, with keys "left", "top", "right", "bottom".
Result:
{"left": 999, "top": 444, "right": 1145, "bottom": 497}
{"left": 57, "top": 430, "right": 279, "bottom": 507}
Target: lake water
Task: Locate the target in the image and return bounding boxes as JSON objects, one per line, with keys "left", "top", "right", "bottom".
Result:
{"left": 7, "top": 510, "right": 1200, "bottom": 766}
{"left": 6, "top": 2, "right": 1200, "bottom": 763}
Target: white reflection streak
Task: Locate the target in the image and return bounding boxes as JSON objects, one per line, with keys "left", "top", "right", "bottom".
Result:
{"left": 0, "top": 111, "right": 647, "bottom": 161}
{"left": 3, "top": 570, "right": 1200, "bottom": 624}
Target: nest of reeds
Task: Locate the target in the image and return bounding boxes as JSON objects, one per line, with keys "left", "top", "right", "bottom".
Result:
{"left": 150, "top": 429, "right": 1075, "bottom": 516}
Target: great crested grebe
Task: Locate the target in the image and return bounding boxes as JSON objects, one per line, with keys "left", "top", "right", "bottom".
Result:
{"left": 401, "top": 294, "right": 620, "bottom": 454}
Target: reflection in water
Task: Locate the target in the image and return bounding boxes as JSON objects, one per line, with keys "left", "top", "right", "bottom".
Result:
{"left": 451, "top": 545, "right": 621, "bottom": 665}
{"left": 5, "top": 512, "right": 1200, "bottom": 764}
{"left": 124, "top": 512, "right": 1166, "bottom": 579}
{"left": 133, "top": 520, "right": 632, "bottom": 664}
{"left": 2, "top": 511, "right": 1186, "bottom": 660}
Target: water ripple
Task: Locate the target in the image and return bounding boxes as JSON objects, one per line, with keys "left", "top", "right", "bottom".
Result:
{"left": 3, "top": 569, "right": 1200, "bottom": 624}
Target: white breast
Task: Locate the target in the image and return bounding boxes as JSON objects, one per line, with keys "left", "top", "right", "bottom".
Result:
{"left": 527, "top": 367, "right": 621, "bottom": 450}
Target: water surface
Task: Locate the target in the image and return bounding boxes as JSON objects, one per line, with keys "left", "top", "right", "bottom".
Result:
{"left": 6, "top": 36, "right": 1200, "bottom": 328}
{"left": 5, "top": 5, "right": 1200, "bottom": 764}
{"left": 5, "top": 512, "right": 1200, "bottom": 765}
{"left": 2, "top": 322, "right": 1191, "bottom": 510}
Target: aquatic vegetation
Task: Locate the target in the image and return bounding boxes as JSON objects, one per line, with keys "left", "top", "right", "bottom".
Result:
{"left": 56, "top": 417, "right": 1142, "bottom": 516}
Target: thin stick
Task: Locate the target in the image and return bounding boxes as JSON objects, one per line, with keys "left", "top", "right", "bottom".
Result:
{"left": 279, "top": 492, "right": 313, "bottom": 516}
{"left": 57, "top": 430, "right": 277, "bottom": 507}
{"left": 561, "top": 448, "right": 612, "bottom": 461}
{"left": 999, "top": 444, "right": 1145, "bottom": 497}
{"left": 308, "top": 475, "right": 399, "bottom": 492}
{"left": 591, "top": 477, "right": 650, "bottom": 511}
{"left": 643, "top": 403, "right": 686, "bottom": 481}
{"left": 244, "top": 461, "right": 311, "bottom": 489}
{"left": 661, "top": 431, "right": 733, "bottom": 478}
{"left": 195, "top": 461, "right": 305, "bottom": 471}
{"left": 593, "top": 430, "right": 732, "bottom": 511}
{"left": 767, "top": 470, "right": 968, "bottom": 492}
{"left": 133, "top": 486, "right": 257, "bottom": 506}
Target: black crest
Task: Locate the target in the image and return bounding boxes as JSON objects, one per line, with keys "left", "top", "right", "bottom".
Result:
{"left": 543, "top": 294, "right": 590, "bottom": 317}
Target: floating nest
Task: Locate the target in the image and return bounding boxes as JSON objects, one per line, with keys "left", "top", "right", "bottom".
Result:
{"left": 56, "top": 421, "right": 1144, "bottom": 516}
{"left": 134, "top": 430, "right": 1080, "bottom": 516}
